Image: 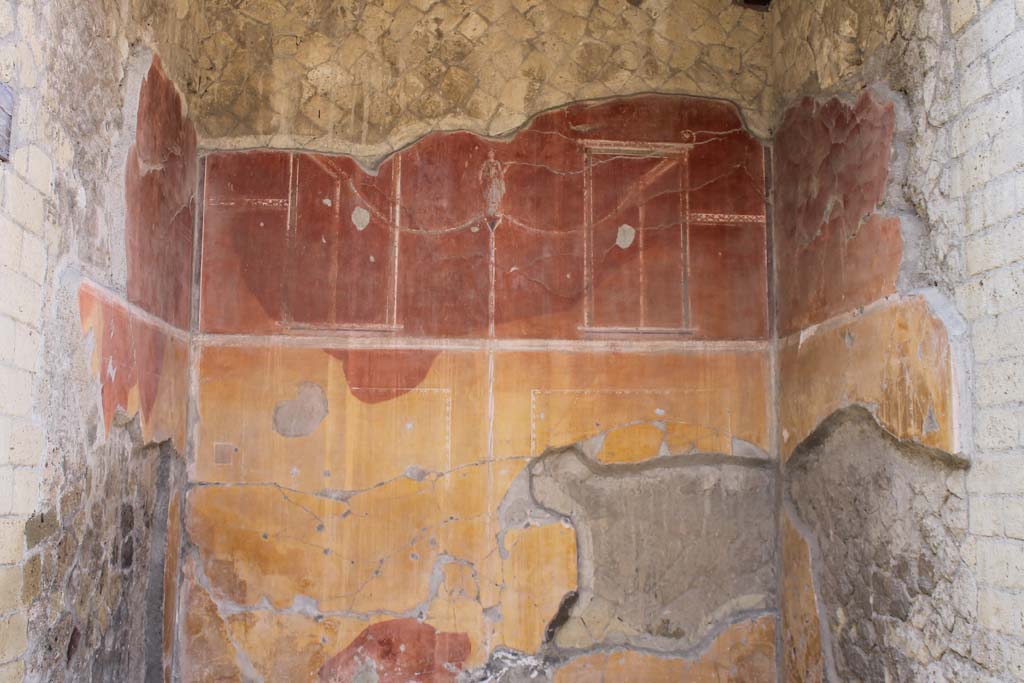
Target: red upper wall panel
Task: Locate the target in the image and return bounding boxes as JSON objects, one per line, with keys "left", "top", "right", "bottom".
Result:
{"left": 200, "top": 151, "right": 291, "bottom": 334}
{"left": 125, "top": 57, "right": 197, "bottom": 330}
{"left": 200, "top": 95, "right": 769, "bottom": 340}
{"left": 774, "top": 92, "right": 902, "bottom": 336}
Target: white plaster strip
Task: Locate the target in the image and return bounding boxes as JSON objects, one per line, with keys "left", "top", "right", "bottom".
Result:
{"left": 80, "top": 277, "right": 190, "bottom": 343}
{"left": 193, "top": 332, "right": 771, "bottom": 354}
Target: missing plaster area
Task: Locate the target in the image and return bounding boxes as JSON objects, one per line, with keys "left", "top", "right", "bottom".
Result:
{"left": 272, "top": 381, "right": 329, "bottom": 438}
{"left": 22, "top": 416, "right": 185, "bottom": 683}
{"left": 785, "top": 406, "right": 973, "bottom": 682}
{"left": 528, "top": 445, "right": 777, "bottom": 653}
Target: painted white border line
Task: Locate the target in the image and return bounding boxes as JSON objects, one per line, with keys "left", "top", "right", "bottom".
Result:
{"left": 193, "top": 332, "right": 771, "bottom": 353}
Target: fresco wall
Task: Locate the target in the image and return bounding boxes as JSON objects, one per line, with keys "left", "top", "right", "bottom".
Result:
{"left": 182, "top": 94, "right": 776, "bottom": 681}
{"left": 60, "top": 59, "right": 972, "bottom": 683}
{"left": 774, "top": 91, "right": 969, "bottom": 682}
{"left": 64, "top": 64, "right": 973, "bottom": 683}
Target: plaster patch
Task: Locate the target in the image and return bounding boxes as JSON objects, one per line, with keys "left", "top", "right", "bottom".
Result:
{"left": 272, "top": 382, "right": 329, "bottom": 438}
{"left": 615, "top": 223, "right": 636, "bottom": 249}
{"left": 351, "top": 206, "right": 370, "bottom": 231}
{"left": 530, "top": 446, "right": 776, "bottom": 652}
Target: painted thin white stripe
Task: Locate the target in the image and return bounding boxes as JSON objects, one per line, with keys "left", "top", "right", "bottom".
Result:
{"left": 194, "top": 332, "right": 770, "bottom": 353}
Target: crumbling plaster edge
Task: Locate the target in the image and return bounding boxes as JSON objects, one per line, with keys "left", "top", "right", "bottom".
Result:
{"left": 780, "top": 404, "right": 973, "bottom": 683}
{"left": 786, "top": 405, "right": 970, "bottom": 472}
{"left": 190, "top": 89, "right": 773, "bottom": 174}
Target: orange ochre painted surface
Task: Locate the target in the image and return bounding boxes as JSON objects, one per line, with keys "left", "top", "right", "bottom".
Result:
{"left": 78, "top": 281, "right": 189, "bottom": 449}
{"left": 182, "top": 93, "right": 775, "bottom": 680}
{"left": 186, "top": 344, "right": 770, "bottom": 676}
{"left": 779, "top": 296, "right": 955, "bottom": 461}
{"left": 781, "top": 515, "right": 825, "bottom": 683}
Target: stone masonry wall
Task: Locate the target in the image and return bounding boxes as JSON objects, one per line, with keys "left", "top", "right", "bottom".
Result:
{"left": 785, "top": 407, "right": 975, "bottom": 682}
{"left": 1, "top": 0, "right": 68, "bottom": 678}
{"left": 132, "top": 0, "right": 774, "bottom": 158}
{"left": 769, "top": 0, "right": 1024, "bottom": 679}
{"left": 22, "top": 422, "right": 185, "bottom": 683}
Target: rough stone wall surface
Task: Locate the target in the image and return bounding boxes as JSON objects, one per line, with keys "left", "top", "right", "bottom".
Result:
{"left": 21, "top": 421, "right": 184, "bottom": 683}
{"left": 769, "top": 0, "right": 1024, "bottom": 678}
{"left": 0, "top": 0, "right": 121, "bottom": 678}
{"left": 785, "top": 407, "right": 974, "bottom": 683}
{"left": 131, "top": 0, "right": 773, "bottom": 158}
{"left": 0, "top": 0, "right": 48, "bottom": 677}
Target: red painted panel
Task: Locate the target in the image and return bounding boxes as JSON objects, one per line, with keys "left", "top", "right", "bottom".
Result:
{"left": 398, "top": 133, "right": 491, "bottom": 232}
{"left": 589, "top": 153, "right": 687, "bottom": 330}
{"left": 688, "top": 130, "right": 766, "bottom": 218}
{"left": 539, "top": 95, "right": 746, "bottom": 143}
{"left": 498, "top": 130, "right": 584, "bottom": 234}
{"left": 775, "top": 92, "right": 900, "bottom": 335}
{"left": 591, "top": 205, "right": 642, "bottom": 329}
{"left": 492, "top": 127, "right": 586, "bottom": 338}
{"left": 199, "top": 95, "right": 771, "bottom": 344}
{"left": 288, "top": 154, "right": 392, "bottom": 327}
{"left": 200, "top": 151, "right": 291, "bottom": 333}
{"left": 688, "top": 223, "right": 769, "bottom": 339}
{"left": 642, "top": 222, "right": 686, "bottom": 329}
{"left": 319, "top": 619, "right": 470, "bottom": 683}
{"left": 494, "top": 221, "right": 584, "bottom": 338}
{"left": 398, "top": 226, "right": 490, "bottom": 337}
{"left": 125, "top": 57, "right": 197, "bottom": 329}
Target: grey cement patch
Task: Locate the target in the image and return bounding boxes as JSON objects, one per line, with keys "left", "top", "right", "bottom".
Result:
{"left": 496, "top": 464, "right": 562, "bottom": 559}
{"left": 272, "top": 382, "right": 329, "bottom": 437}
{"left": 786, "top": 406, "right": 973, "bottom": 683}
{"left": 529, "top": 446, "right": 777, "bottom": 653}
